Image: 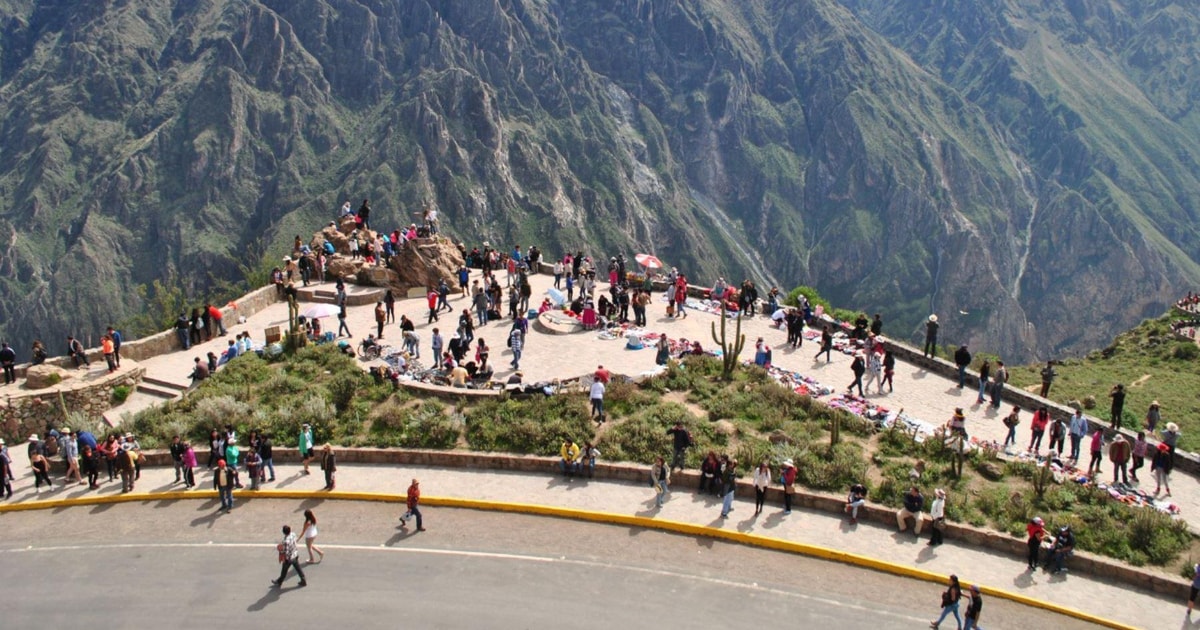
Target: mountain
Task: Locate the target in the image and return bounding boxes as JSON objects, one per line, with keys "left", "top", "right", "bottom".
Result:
{"left": 0, "top": 0, "right": 1198, "bottom": 362}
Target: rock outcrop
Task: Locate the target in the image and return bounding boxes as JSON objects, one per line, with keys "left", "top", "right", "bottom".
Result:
{"left": 24, "top": 365, "right": 74, "bottom": 390}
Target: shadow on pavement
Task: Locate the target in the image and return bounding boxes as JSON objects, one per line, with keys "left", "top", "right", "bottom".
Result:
{"left": 89, "top": 503, "right": 115, "bottom": 515}
{"left": 190, "top": 509, "right": 223, "bottom": 529}
{"left": 915, "top": 544, "right": 937, "bottom": 564}
{"left": 294, "top": 497, "right": 326, "bottom": 513}
{"left": 247, "top": 586, "right": 284, "bottom": 612}
{"left": 759, "top": 510, "right": 786, "bottom": 529}
{"left": 910, "top": 370, "right": 927, "bottom": 379}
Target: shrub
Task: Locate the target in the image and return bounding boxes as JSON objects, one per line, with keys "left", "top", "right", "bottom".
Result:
{"left": 784, "top": 285, "right": 831, "bottom": 311}
{"left": 111, "top": 385, "right": 131, "bottom": 403}
{"left": 464, "top": 396, "right": 593, "bottom": 456}
{"left": 328, "top": 372, "right": 367, "bottom": 414}
{"left": 1172, "top": 342, "right": 1199, "bottom": 361}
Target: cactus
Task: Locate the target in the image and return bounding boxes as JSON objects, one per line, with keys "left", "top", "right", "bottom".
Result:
{"left": 710, "top": 310, "right": 746, "bottom": 379}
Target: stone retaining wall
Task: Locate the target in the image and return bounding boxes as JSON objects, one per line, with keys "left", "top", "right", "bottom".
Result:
{"left": 134, "top": 446, "right": 1187, "bottom": 598}
{"left": 1, "top": 367, "right": 145, "bottom": 442}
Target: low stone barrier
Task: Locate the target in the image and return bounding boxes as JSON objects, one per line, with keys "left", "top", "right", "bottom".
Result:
{"left": 0, "top": 367, "right": 145, "bottom": 441}
{"left": 133, "top": 446, "right": 1187, "bottom": 598}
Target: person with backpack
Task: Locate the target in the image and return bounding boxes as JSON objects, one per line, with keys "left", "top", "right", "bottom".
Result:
{"left": 930, "top": 574, "right": 962, "bottom": 629}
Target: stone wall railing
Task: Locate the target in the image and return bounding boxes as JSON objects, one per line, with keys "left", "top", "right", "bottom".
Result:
{"left": 133, "top": 446, "right": 1188, "bottom": 599}
{"left": 1, "top": 367, "right": 145, "bottom": 442}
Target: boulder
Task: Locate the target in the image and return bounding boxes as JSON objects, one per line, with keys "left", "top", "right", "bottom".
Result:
{"left": 358, "top": 266, "right": 399, "bottom": 287}
{"left": 387, "top": 237, "right": 465, "bottom": 293}
{"left": 325, "top": 256, "right": 363, "bottom": 280}
{"left": 25, "top": 364, "right": 73, "bottom": 390}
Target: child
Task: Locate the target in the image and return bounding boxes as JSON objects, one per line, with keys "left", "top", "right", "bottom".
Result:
{"left": 1130, "top": 431, "right": 1148, "bottom": 483}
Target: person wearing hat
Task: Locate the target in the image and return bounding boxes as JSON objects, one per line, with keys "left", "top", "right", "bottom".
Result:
{"left": 1049, "top": 525, "right": 1075, "bottom": 574}
{"left": 400, "top": 478, "right": 425, "bottom": 531}
{"left": 60, "top": 428, "right": 82, "bottom": 485}
{"left": 1145, "top": 400, "right": 1162, "bottom": 433}
{"left": 1161, "top": 422, "right": 1181, "bottom": 459}
{"left": 1108, "top": 434, "right": 1132, "bottom": 484}
{"left": 1026, "top": 516, "right": 1046, "bottom": 571}
{"left": 923, "top": 314, "right": 939, "bottom": 358}
{"left": 947, "top": 408, "right": 967, "bottom": 439}
{"left": 299, "top": 424, "right": 315, "bottom": 475}
{"left": 26, "top": 434, "right": 45, "bottom": 460}
{"left": 213, "top": 458, "right": 235, "bottom": 512}
{"left": 1152, "top": 441, "right": 1174, "bottom": 497}
{"left": 115, "top": 442, "right": 136, "bottom": 493}
{"left": 963, "top": 584, "right": 984, "bottom": 630}
{"left": 928, "top": 488, "right": 947, "bottom": 546}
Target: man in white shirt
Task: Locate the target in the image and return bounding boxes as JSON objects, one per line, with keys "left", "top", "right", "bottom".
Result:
{"left": 590, "top": 379, "right": 606, "bottom": 424}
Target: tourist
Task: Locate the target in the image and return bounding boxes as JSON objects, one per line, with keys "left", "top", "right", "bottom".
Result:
{"left": 1152, "top": 442, "right": 1173, "bottom": 496}
{"left": 785, "top": 309, "right": 804, "bottom": 347}
{"left": 438, "top": 279, "right": 453, "bottom": 313}
{"left": 337, "top": 303, "right": 351, "bottom": 338}
{"left": 847, "top": 352, "right": 866, "bottom": 397}
{"left": 560, "top": 438, "right": 581, "bottom": 479}
{"left": 475, "top": 338, "right": 490, "bottom": 372}
{"left": 430, "top": 328, "right": 444, "bottom": 363}
{"left": 1131, "top": 431, "right": 1148, "bottom": 483}
{"left": 953, "top": 344, "right": 971, "bottom": 388}
{"left": 930, "top": 574, "right": 962, "bottom": 629}
{"left": 400, "top": 478, "right": 425, "bottom": 531}
{"left": 357, "top": 198, "right": 371, "bottom": 230}
{"left": 815, "top": 325, "right": 833, "bottom": 362}
{"left": 30, "top": 339, "right": 47, "bottom": 365}
{"left": 1068, "top": 408, "right": 1088, "bottom": 460}
{"left": 1109, "top": 383, "right": 1127, "bottom": 430}
{"left": 427, "top": 286, "right": 440, "bottom": 323}
{"left": 1087, "top": 428, "right": 1104, "bottom": 477}
{"left": 962, "top": 585, "right": 983, "bottom": 630}
{"left": 181, "top": 441, "right": 197, "bottom": 489}
{"left": 272, "top": 525, "right": 307, "bottom": 587}
{"left": 206, "top": 303, "right": 227, "bottom": 337}
{"left": 666, "top": 421, "right": 692, "bottom": 472}
{"left": 718, "top": 457, "right": 738, "bottom": 518}
{"left": 508, "top": 327, "right": 523, "bottom": 370}
{"left": 1109, "top": 434, "right": 1131, "bottom": 484}
{"left": 590, "top": 377, "right": 606, "bottom": 424}
{"left": 66, "top": 335, "right": 89, "bottom": 369}
{"left": 1048, "top": 413, "right": 1066, "bottom": 456}
{"left": 1002, "top": 406, "right": 1020, "bottom": 448}
{"left": 1025, "top": 516, "right": 1046, "bottom": 570}
{"left": 60, "top": 427, "right": 82, "bottom": 485}
{"left": 882, "top": 349, "right": 896, "bottom": 392}
{"left": 1161, "top": 422, "right": 1181, "bottom": 461}
{"left": 1039, "top": 361, "right": 1057, "bottom": 398}
{"left": 580, "top": 441, "right": 600, "bottom": 478}
{"left": 0, "top": 342, "right": 16, "bottom": 384}
{"left": 845, "top": 482, "right": 866, "bottom": 524}
{"left": 1188, "top": 561, "right": 1200, "bottom": 619}
{"left": 1048, "top": 525, "right": 1075, "bottom": 574}
{"left": 752, "top": 460, "right": 770, "bottom": 515}
{"left": 115, "top": 443, "right": 135, "bottom": 493}
{"left": 206, "top": 352, "right": 218, "bottom": 374}
{"left": 923, "top": 314, "right": 939, "bottom": 358}
{"left": 259, "top": 432, "right": 275, "bottom": 483}
{"left": 651, "top": 456, "right": 670, "bottom": 508}
{"left": 79, "top": 445, "right": 98, "bottom": 490}
{"left": 1029, "top": 406, "right": 1049, "bottom": 453}
{"left": 1145, "top": 400, "right": 1162, "bottom": 433}
{"left": 896, "top": 486, "right": 925, "bottom": 535}
{"left": 245, "top": 447, "right": 262, "bottom": 491}
{"left": 928, "top": 488, "right": 946, "bottom": 546}
{"left": 975, "top": 359, "right": 990, "bottom": 405}
{"left": 213, "top": 459, "right": 235, "bottom": 512}
{"left": 403, "top": 328, "right": 420, "bottom": 359}
{"left": 655, "top": 335, "right": 670, "bottom": 366}
{"left": 99, "top": 434, "right": 119, "bottom": 481}
{"left": 864, "top": 349, "right": 882, "bottom": 393}
{"left": 299, "top": 424, "right": 315, "bottom": 475}
{"left": 30, "top": 449, "right": 53, "bottom": 493}
{"left": 990, "top": 360, "right": 1007, "bottom": 408}
{"left": 700, "top": 451, "right": 720, "bottom": 495}
{"left": 301, "top": 509, "right": 325, "bottom": 564}
{"left": 780, "top": 458, "right": 797, "bottom": 514}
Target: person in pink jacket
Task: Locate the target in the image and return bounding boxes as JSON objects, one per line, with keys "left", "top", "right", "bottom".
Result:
{"left": 181, "top": 442, "right": 198, "bottom": 488}
{"left": 1087, "top": 429, "right": 1104, "bottom": 476}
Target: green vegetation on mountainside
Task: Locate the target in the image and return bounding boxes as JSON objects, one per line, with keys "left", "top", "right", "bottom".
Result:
{"left": 1008, "top": 308, "right": 1200, "bottom": 451}
{"left": 126, "top": 345, "right": 1192, "bottom": 569}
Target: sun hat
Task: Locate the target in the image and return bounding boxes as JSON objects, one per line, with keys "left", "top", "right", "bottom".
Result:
{"left": 935, "top": 488, "right": 946, "bottom": 498}
{"left": 929, "top": 314, "right": 938, "bottom": 322}
{"left": 953, "top": 409, "right": 965, "bottom": 419}
{"left": 782, "top": 459, "right": 793, "bottom": 467}
{"left": 61, "top": 427, "right": 71, "bottom": 434}
{"left": 1166, "top": 422, "right": 1179, "bottom": 432}
{"left": 28, "top": 434, "right": 38, "bottom": 442}
{"left": 1151, "top": 400, "right": 1160, "bottom": 407}
{"left": 1032, "top": 517, "right": 1043, "bottom": 525}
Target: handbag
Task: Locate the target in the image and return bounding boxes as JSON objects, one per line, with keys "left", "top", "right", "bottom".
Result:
{"left": 933, "top": 517, "right": 946, "bottom": 532}
{"left": 276, "top": 543, "right": 285, "bottom": 563}
{"left": 940, "top": 590, "right": 951, "bottom": 607}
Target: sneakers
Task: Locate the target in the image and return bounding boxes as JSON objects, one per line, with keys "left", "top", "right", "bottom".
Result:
{"left": 298, "top": 581, "right": 307, "bottom": 587}
{"left": 271, "top": 579, "right": 281, "bottom": 587}
{"left": 399, "top": 517, "right": 407, "bottom": 526}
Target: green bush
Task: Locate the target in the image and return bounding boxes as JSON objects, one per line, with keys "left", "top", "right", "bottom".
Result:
{"left": 465, "top": 396, "right": 594, "bottom": 456}
{"left": 369, "top": 400, "right": 458, "bottom": 449}
{"left": 1171, "top": 342, "right": 1199, "bottom": 361}
{"left": 784, "top": 285, "right": 831, "bottom": 310}
{"left": 111, "top": 385, "right": 131, "bottom": 403}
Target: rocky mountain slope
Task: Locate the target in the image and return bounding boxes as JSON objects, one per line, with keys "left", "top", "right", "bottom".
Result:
{"left": 0, "top": 0, "right": 1198, "bottom": 361}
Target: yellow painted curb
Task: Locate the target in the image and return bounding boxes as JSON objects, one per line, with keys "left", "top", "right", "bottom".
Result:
{"left": 0, "top": 491, "right": 1135, "bottom": 629}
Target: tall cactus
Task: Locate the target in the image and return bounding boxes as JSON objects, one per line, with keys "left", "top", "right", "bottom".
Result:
{"left": 711, "top": 310, "right": 746, "bottom": 379}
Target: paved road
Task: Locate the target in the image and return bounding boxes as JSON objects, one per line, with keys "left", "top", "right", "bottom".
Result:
{"left": 0, "top": 501, "right": 1096, "bottom": 628}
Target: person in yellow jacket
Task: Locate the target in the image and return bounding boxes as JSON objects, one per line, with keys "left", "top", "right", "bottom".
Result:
{"left": 559, "top": 438, "right": 581, "bottom": 479}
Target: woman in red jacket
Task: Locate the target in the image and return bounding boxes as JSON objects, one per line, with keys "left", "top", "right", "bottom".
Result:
{"left": 1028, "top": 407, "right": 1050, "bottom": 453}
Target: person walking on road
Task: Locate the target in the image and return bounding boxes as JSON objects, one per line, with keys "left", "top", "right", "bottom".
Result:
{"left": 930, "top": 573, "right": 962, "bottom": 629}
{"left": 963, "top": 585, "right": 983, "bottom": 630}
{"left": 272, "top": 525, "right": 307, "bottom": 588}
{"left": 302, "top": 509, "right": 324, "bottom": 564}
{"left": 651, "top": 456, "right": 670, "bottom": 508}
{"left": 213, "top": 459, "right": 235, "bottom": 512}
{"left": 400, "top": 478, "right": 426, "bottom": 531}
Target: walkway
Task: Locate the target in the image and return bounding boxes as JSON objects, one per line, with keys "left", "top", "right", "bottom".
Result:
{"left": 0, "top": 450, "right": 1176, "bottom": 629}
{"left": 112, "top": 269, "right": 1200, "bottom": 532}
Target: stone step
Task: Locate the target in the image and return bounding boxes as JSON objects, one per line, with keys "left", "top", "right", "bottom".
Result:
{"left": 141, "top": 376, "right": 188, "bottom": 392}
{"left": 136, "top": 383, "right": 182, "bottom": 400}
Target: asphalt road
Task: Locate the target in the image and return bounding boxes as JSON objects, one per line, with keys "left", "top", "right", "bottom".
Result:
{"left": 0, "top": 500, "right": 1098, "bottom": 628}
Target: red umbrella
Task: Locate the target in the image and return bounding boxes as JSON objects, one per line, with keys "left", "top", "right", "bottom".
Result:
{"left": 635, "top": 254, "right": 663, "bottom": 269}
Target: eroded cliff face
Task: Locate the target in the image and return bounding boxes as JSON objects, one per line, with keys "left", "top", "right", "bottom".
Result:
{"left": 0, "top": 0, "right": 1197, "bottom": 361}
